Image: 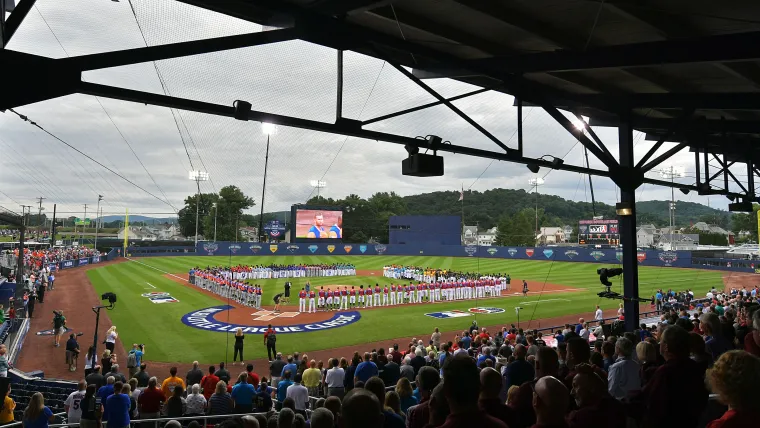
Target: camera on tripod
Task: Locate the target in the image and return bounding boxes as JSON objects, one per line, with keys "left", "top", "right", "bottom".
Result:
{"left": 101, "top": 292, "right": 117, "bottom": 305}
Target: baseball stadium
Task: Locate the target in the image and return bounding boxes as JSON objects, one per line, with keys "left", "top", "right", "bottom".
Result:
{"left": 2, "top": 1, "right": 760, "bottom": 428}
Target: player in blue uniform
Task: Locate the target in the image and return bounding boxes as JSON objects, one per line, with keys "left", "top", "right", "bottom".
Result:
{"left": 307, "top": 213, "right": 328, "bottom": 238}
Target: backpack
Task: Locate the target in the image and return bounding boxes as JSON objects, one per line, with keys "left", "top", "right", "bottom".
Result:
{"left": 127, "top": 351, "right": 137, "bottom": 368}
{"left": 267, "top": 330, "right": 277, "bottom": 345}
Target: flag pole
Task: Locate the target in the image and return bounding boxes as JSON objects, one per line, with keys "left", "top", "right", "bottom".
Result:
{"left": 460, "top": 184, "right": 464, "bottom": 244}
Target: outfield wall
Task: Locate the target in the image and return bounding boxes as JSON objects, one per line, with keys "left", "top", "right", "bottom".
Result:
{"left": 122, "top": 242, "right": 759, "bottom": 274}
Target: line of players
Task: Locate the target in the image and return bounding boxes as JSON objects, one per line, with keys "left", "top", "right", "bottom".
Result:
{"left": 297, "top": 278, "right": 510, "bottom": 313}
{"left": 191, "top": 269, "right": 265, "bottom": 308}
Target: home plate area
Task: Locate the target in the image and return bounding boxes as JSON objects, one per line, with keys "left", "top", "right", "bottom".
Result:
{"left": 250, "top": 310, "right": 300, "bottom": 321}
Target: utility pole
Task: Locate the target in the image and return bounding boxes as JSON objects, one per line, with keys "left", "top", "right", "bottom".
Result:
{"left": 95, "top": 195, "right": 103, "bottom": 251}
{"left": 82, "top": 204, "right": 88, "bottom": 246}
{"left": 36, "top": 197, "right": 45, "bottom": 239}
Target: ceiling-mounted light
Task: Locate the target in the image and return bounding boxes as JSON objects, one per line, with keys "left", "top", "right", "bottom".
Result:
{"left": 616, "top": 202, "right": 633, "bottom": 216}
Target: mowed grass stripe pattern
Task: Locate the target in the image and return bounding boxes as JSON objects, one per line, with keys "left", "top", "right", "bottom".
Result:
{"left": 86, "top": 256, "right": 724, "bottom": 363}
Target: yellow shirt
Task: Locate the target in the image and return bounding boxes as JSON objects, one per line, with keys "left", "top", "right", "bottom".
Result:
{"left": 161, "top": 376, "right": 186, "bottom": 397}
{"left": 0, "top": 396, "right": 15, "bottom": 423}
{"left": 302, "top": 368, "right": 322, "bottom": 388}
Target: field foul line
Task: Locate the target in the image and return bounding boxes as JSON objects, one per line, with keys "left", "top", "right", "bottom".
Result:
{"left": 145, "top": 282, "right": 156, "bottom": 289}
{"left": 125, "top": 257, "right": 188, "bottom": 283}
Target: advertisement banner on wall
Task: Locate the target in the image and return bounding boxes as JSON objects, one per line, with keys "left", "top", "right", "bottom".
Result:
{"left": 78, "top": 258, "right": 89, "bottom": 266}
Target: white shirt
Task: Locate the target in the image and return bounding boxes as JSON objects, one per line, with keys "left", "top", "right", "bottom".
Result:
{"left": 325, "top": 367, "right": 345, "bottom": 388}
{"left": 64, "top": 390, "right": 86, "bottom": 423}
{"left": 579, "top": 328, "right": 591, "bottom": 341}
{"left": 286, "top": 383, "right": 309, "bottom": 410}
{"left": 594, "top": 309, "right": 603, "bottom": 320}
{"left": 107, "top": 331, "right": 117, "bottom": 343}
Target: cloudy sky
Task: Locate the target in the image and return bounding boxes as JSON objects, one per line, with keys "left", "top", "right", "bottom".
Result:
{"left": 0, "top": 0, "right": 747, "bottom": 220}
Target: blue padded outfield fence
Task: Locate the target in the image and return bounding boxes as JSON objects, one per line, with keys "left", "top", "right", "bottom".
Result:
{"left": 119, "top": 241, "right": 760, "bottom": 274}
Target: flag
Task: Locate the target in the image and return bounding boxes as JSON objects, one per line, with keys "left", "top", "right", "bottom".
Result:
{"left": 458, "top": 186, "right": 464, "bottom": 202}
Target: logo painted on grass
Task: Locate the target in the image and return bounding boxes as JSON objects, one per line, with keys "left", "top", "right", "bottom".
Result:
{"left": 564, "top": 250, "right": 578, "bottom": 259}
{"left": 203, "top": 242, "right": 218, "bottom": 255}
{"left": 590, "top": 251, "right": 605, "bottom": 261}
{"left": 250, "top": 245, "right": 262, "bottom": 254}
{"left": 360, "top": 245, "right": 367, "bottom": 253}
{"left": 487, "top": 248, "right": 498, "bottom": 255}
{"left": 658, "top": 251, "right": 678, "bottom": 266}
{"left": 543, "top": 249, "right": 553, "bottom": 258}
{"left": 142, "top": 292, "right": 179, "bottom": 304}
{"left": 637, "top": 252, "right": 647, "bottom": 263}
{"left": 375, "top": 244, "right": 387, "bottom": 255}
{"left": 464, "top": 245, "right": 477, "bottom": 256}
{"left": 287, "top": 245, "right": 300, "bottom": 253}
{"left": 181, "top": 306, "right": 361, "bottom": 333}
{"left": 229, "top": 244, "right": 241, "bottom": 254}
{"left": 526, "top": 248, "right": 534, "bottom": 257}
{"left": 344, "top": 245, "right": 352, "bottom": 253}
{"left": 308, "top": 245, "right": 318, "bottom": 253}
{"left": 327, "top": 245, "right": 335, "bottom": 253}
{"left": 36, "top": 327, "right": 71, "bottom": 336}
{"left": 507, "top": 248, "right": 517, "bottom": 257}
{"left": 468, "top": 307, "right": 505, "bottom": 314}
{"left": 424, "top": 310, "right": 471, "bottom": 319}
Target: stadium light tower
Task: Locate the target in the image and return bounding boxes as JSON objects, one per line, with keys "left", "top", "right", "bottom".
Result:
{"left": 189, "top": 170, "right": 209, "bottom": 246}
{"left": 310, "top": 180, "right": 327, "bottom": 197}
{"left": 259, "top": 123, "right": 277, "bottom": 242}
{"left": 659, "top": 166, "right": 686, "bottom": 250}
{"left": 94, "top": 195, "right": 103, "bottom": 250}
{"left": 529, "top": 177, "right": 545, "bottom": 246}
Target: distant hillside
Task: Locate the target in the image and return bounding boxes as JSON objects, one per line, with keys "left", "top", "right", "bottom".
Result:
{"left": 100, "top": 215, "right": 178, "bottom": 224}
{"left": 635, "top": 200, "right": 730, "bottom": 228}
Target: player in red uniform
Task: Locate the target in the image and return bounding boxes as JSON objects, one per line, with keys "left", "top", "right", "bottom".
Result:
{"left": 298, "top": 288, "right": 307, "bottom": 312}
{"left": 308, "top": 289, "right": 316, "bottom": 313}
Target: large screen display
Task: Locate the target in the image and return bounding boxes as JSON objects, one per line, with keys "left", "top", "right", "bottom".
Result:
{"left": 294, "top": 208, "right": 343, "bottom": 239}
{"left": 578, "top": 219, "right": 619, "bottom": 245}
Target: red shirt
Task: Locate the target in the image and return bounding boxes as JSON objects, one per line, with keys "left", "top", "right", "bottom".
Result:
{"left": 137, "top": 386, "right": 166, "bottom": 413}
{"left": 707, "top": 409, "right": 760, "bottom": 428}
{"left": 201, "top": 374, "right": 220, "bottom": 400}
{"left": 744, "top": 331, "right": 760, "bottom": 358}
{"left": 506, "top": 333, "right": 516, "bottom": 342}
{"left": 309, "top": 291, "right": 315, "bottom": 298}
{"left": 246, "top": 372, "right": 260, "bottom": 388}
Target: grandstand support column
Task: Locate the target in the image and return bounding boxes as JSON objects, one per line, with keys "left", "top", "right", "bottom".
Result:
{"left": 16, "top": 226, "right": 24, "bottom": 287}
{"left": 618, "top": 115, "right": 640, "bottom": 332}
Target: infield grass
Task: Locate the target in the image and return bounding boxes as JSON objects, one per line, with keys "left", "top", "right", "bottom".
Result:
{"left": 86, "top": 255, "right": 724, "bottom": 363}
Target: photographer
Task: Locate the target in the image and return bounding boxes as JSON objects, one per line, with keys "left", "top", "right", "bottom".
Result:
{"left": 65, "top": 333, "right": 81, "bottom": 372}
{"left": 127, "top": 344, "right": 145, "bottom": 380}
{"left": 52, "top": 310, "right": 66, "bottom": 348}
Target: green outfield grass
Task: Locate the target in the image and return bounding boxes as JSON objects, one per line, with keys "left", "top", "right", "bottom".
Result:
{"left": 85, "top": 255, "right": 724, "bottom": 363}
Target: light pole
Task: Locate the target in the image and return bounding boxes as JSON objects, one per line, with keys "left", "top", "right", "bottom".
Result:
{"left": 659, "top": 166, "right": 685, "bottom": 250}
{"left": 259, "top": 123, "right": 276, "bottom": 243}
{"left": 310, "top": 180, "right": 326, "bottom": 198}
{"left": 529, "top": 177, "right": 545, "bottom": 246}
{"left": 94, "top": 195, "right": 103, "bottom": 251}
{"left": 188, "top": 170, "right": 209, "bottom": 246}
{"left": 212, "top": 202, "right": 218, "bottom": 242}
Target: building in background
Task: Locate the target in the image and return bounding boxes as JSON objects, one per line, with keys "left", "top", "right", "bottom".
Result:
{"left": 477, "top": 227, "right": 497, "bottom": 246}
{"left": 536, "top": 227, "right": 566, "bottom": 245}
{"left": 462, "top": 225, "right": 478, "bottom": 246}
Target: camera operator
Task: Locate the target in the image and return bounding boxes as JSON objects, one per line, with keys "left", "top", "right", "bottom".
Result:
{"left": 66, "top": 333, "right": 81, "bottom": 372}
{"left": 53, "top": 310, "right": 66, "bottom": 347}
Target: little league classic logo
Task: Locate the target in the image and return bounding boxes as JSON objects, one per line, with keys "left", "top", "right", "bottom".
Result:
{"left": 287, "top": 245, "right": 300, "bottom": 253}
{"left": 468, "top": 307, "right": 505, "bottom": 314}
{"left": 229, "top": 244, "right": 241, "bottom": 254}
{"left": 308, "top": 245, "right": 318, "bottom": 253}
{"left": 658, "top": 251, "right": 678, "bottom": 266}
{"left": 182, "top": 306, "right": 361, "bottom": 333}
{"left": 375, "top": 244, "right": 387, "bottom": 254}
{"left": 37, "top": 327, "right": 72, "bottom": 336}
{"left": 203, "top": 242, "right": 218, "bottom": 255}
{"left": 590, "top": 251, "right": 605, "bottom": 261}
{"left": 141, "top": 292, "right": 179, "bottom": 304}
{"left": 250, "top": 245, "right": 262, "bottom": 254}
{"left": 637, "top": 252, "right": 647, "bottom": 263}
{"left": 487, "top": 248, "right": 498, "bottom": 255}
{"left": 564, "top": 250, "right": 578, "bottom": 259}
{"left": 543, "top": 249, "right": 553, "bottom": 259}
{"left": 464, "top": 245, "right": 477, "bottom": 256}
{"left": 327, "top": 245, "right": 335, "bottom": 253}
{"left": 359, "top": 245, "right": 367, "bottom": 253}
{"left": 344, "top": 245, "right": 352, "bottom": 254}
{"left": 425, "top": 309, "right": 471, "bottom": 319}
{"left": 507, "top": 248, "right": 517, "bottom": 257}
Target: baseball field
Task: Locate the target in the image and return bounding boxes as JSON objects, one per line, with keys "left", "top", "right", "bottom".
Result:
{"left": 85, "top": 255, "right": 724, "bottom": 363}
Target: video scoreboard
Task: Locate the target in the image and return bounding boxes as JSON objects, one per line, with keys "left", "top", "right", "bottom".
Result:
{"left": 578, "top": 219, "right": 619, "bottom": 245}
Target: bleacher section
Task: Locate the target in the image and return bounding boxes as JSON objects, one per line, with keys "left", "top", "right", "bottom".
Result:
{"left": 9, "top": 378, "right": 75, "bottom": 423}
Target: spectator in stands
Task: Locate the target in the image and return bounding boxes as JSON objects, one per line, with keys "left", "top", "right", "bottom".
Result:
{"left": 0, "top": 381, "right": 15, "bottom": 425}
{"left": 106, "top": 364, "right": 126, "bottom": 384}
{"left": 0, "top": 347, "right": 8, "bottom": 379}
{"left": 509, "top": 346, "right": 559, "bottom": 428}
{"left": 186, "top": 361, "right": 203, "bottom": 388}
{"left": 628, "top": 325, "right": 708, "bottom": 428}
{"left": 355, "top": 352, "right": 379, "bottom": 384}
{"left": 231, "top": 372, "right": 255, "bottom": 414}
{"left": 244, "top": 364, "right": 260, "bottom": 390}
{"left": 217, "top": 362, "right": 231, "bottom": 384}
{"left": 505, "top": 344, "right": 534, "bottom": 390}
{"left": 281, "top": 356, "right": 297, "bottom": 380}
{"left": 286, "top": 374, "right": 309, "bottom": 414}
{"left": 98, "top": 376, "right": 116, "bottom": 412}
{"left": 276, "top": 371, "right": 294, "bottom": 411}
{"left": 157, "top": 381, "right": 183, "bottom": 418}
{"left": 531, "top": 376, "right": 568, "bottom": 428}
{"left": 302, "top": 360, "right": 321, "bottom": 397}
{"left": 207, "top": 380, "right": 232, "bottom": 416}
{"left": 101, "top": 350, "right": 114, "bottom": 375}
{"left": 340, "top": 388, "right": 385, "bottom": 428}
{"left": 635, "top": 341, "right": 659, "bottom": 386}
{"left": 253, "top": 381, "right": 273, "bottom": 413}
{"left": 365, "top": 377, "right": 405, "bottom": 428}
{"left": 104, "top": 381, "right": 130, "bottom": 428}
{"left": 269, "top": 354, "right": 285, "bottom": 388}
{"left": 561, "top": 338, "right": 604, "bottom": 391}
{"left": 744, "top": 309, "right": 760, "bottom": 357}
{"left": 85, "top": 366, "right": 105, "bottom": 390}
{"left": 689, "top": 332, "right": 712, "bottom": 373}
{"left": 324, "top": 358, "right": 345, "bottom": 399}
{"left": 23, "top": 392, "right": 54, "bottom": 428}
{"left": 65, "top": 380, "right": 87, "bottom": 425}
{"left": 607, "top": 337, "right": 639, "bottom": 400}
{"left": 137, "top": 377, "right": 165, "bottom": 421}
{"left": 600, "top": 341, "right": 615, "bottom": 372}
{"left": 384, "top": 391, "right": 405, "bottom": 422}
{"left": 392, "top": 377, "right": 415, "bottom": 414}
{"left": 185, "top": 383, "right": 206, "bottom": 416}
{"left": 134, "top": 364, "right": 150, "bottom": 388}
{"left": 79, "top": 384, "right": 100, "bottom": 428}
{"left": 706, "top": 350, "right": 760, "bottom": 427}
{"left": 310, "top": 407, "right": 334, "bottom": 428}
{"left": 701, "top": 312, "right": 733, "bottom": 360}
{"left": 405, "top": 366, "right": 440, "bottom": 428}
{"left": 479, "top": 367, "right": 516, "bottom": 427}
{"left": 399, "top": 357, "right": 415, "bottom": 383}
{"left": 439, "top": 355, "right": 506, "bottom": 428}
{"left": 567, "top": 364, "right": 626, "bottom": 428}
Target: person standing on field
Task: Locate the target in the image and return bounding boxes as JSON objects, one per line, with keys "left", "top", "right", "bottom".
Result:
{"left": 264, "top": 324, "right": 277, "bottom": 361}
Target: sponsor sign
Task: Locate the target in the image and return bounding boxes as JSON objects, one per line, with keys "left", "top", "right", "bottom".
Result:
{"left": 229, "top": 244, "right": 241, "bottom": 254}
{"left": 464, "top": 245, "right": 477, "bottom": 256}
{"left": 637, "top": 252, "right": 647, "bottom": 263}
{"left": 269, "top": 245, "right": 278, "bottom": 253}
{"left": 589, "top": 225, "right": 608, "bottom": 233}
{"left": 590, "top": 251, "right": 605, "bottom": 261}
{"left": 487, "top": 248, "right": 498, "bottom": 255}
{"left": 36, "top": 327, "right": 72, "bottom": 336}
{"left": 141, "top": 292, "right": 179, "bottom": 304}
{"left": 48, "top": 263, "right": 57, "bottom": 272}
{"left": 359, "top": 245, "right": 367, "bottom": 254}
{"left": 615, "top": 252, "right": 623, "bottom": 262}
{"left": 424, "top": 310, "right": 471, "bottom": 319}
{"left": 344, "top": 245, "right": 353, "bottom": 254}
{"left": 264, "top": 220, "right": 287, "bottom": 238}
{"left": 308, "top": 245, "right": 318, "bottom": 253}
{"left": 468, "top": 307, "right": 505, "bottom": 314}
{"left": 287, "top": 245, "right": 300, "bottom": 253}
{"left": 181, "top": 306, "right": 361, "bottom": 333}
{"left": 78, "top": 258, "right": 89, "bottom": 266}
{"left": 564, "top": 250, "right": 578, "bottom": 259}
{"left": 507, "top": 248, "right": 517, "bottom": 257}
{"left": 250, "top": 245, "right": 262, "bottom": 254}
{"left": 543, "top": 249, "right": 553, "bottom": 258}
{"left": 203, "top": 242, "right": 219, "bottom": 255}
{"left": 92, "top": 255, "right": 100, "bottom": 263}
{"left": 375, "top": 244, "right": 387, "bottom": 255}
{"left": 327, "top": 245, "right": 335, "bottom": 253}
{"left": 658, "top": 251, "right": 678, "bottom": 266}
{"left": 525, "top": 248, "right": 534, "bottom": 257}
